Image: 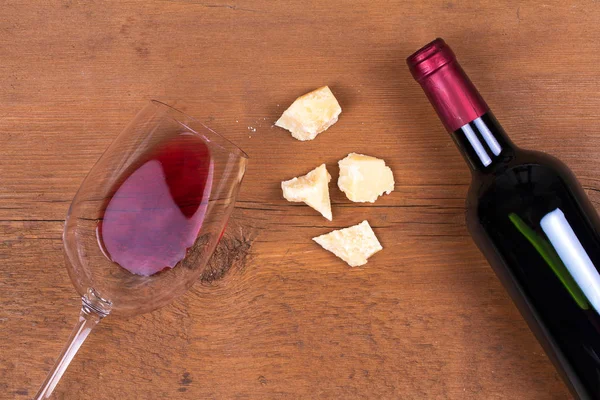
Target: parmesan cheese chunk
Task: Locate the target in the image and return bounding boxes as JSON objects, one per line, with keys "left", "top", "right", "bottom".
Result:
{"left": 275, "top": 86, "right": 342, "bottom": 141}
{"left": 313, "top": 220, "right": 382, "bottom": 267}
{"left": 282, "top": 164, "right": 332, "bottom": 221}
{"left": 338, "top": 153, "right": 395, "bottom": 203}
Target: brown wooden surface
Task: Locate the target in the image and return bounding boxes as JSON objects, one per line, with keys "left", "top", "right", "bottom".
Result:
{"left": 2, "top": 0, "right": 600, "bottom": 398}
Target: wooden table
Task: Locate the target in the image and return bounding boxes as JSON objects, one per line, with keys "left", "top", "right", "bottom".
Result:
{"left": 2, "top": 1, "right": 600, "bottom": 398}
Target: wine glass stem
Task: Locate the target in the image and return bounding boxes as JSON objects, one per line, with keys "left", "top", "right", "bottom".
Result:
{"left": 35, "top": 298, "right": 107, "bottom": 399}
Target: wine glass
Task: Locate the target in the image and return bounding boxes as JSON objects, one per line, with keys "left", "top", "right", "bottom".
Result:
{"left": 35, "top": 100, "right": 248, "bottom": 399}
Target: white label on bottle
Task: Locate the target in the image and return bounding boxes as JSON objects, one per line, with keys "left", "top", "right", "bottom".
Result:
{"left": 461, "top": 123, "right": 492, "bottom": 167}
{"left": 474, "top": 117, "right": 502, "bottom": 156}
{"left": 541, "top": 208, "right": 600, "bottom": 312}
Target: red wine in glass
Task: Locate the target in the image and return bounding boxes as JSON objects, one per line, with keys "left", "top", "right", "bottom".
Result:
{"left": 35, "top": 101, "right": 247, "bottom": 399}
{"left": 98, "top": 133, "right": 214, "bottom": 276}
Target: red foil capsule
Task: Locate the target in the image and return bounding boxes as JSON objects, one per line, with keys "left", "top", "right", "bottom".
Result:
{"left": 407, "top": 38, "right": 489, "bottom": 132}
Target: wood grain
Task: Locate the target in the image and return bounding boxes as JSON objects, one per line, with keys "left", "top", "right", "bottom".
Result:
{"left": 2, "top": 0, "right": 600, "bottom": 398}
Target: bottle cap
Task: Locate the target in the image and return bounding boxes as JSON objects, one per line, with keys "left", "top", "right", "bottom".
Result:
{"left": 407, "top": 38, "right": 489, "bottom": 132}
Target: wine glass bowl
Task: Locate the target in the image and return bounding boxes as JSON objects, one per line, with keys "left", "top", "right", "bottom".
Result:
{"left": 36, "top": 100, "right": 248, "bottom": 398}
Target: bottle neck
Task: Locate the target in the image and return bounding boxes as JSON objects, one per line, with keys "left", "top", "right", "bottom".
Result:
{"left": 451, "top": 111, "right": 515, "bottom": 173}
{"left": 407, "top": 38, "right": 515, "bottom": 174}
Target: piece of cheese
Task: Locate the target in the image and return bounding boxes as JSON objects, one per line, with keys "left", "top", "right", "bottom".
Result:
{"left": 275, "top": 86, "right": 342, "bottom": 141}
{"left": 338, "top": 153, "right": 395, "bottom": 203}
{"left": 313, "top": 220, "right": 382, "bottom": 267}
{"left": 281, "top": 164, "right": 332, "bottom": 221}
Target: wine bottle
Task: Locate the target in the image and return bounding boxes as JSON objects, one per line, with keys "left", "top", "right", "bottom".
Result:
{"left": 408, "top": 38, "right": 600, "bottom": 400}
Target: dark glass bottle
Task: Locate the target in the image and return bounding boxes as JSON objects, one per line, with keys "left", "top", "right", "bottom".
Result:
{"left": 408, "top": 38, "right": 600, "bottom": 400}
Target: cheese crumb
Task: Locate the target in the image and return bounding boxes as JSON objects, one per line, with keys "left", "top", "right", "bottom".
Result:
{"left": 275, "top": 86, "right": 342, "bottom": 141}
{"left": 281, "top": 164, "right": 332, "bottom": 221}
{"left": 313, "top": 221, "right": 382, "bottom": 267}
{"left": 338, "top": 153, "right": 395, "bottom": 203}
